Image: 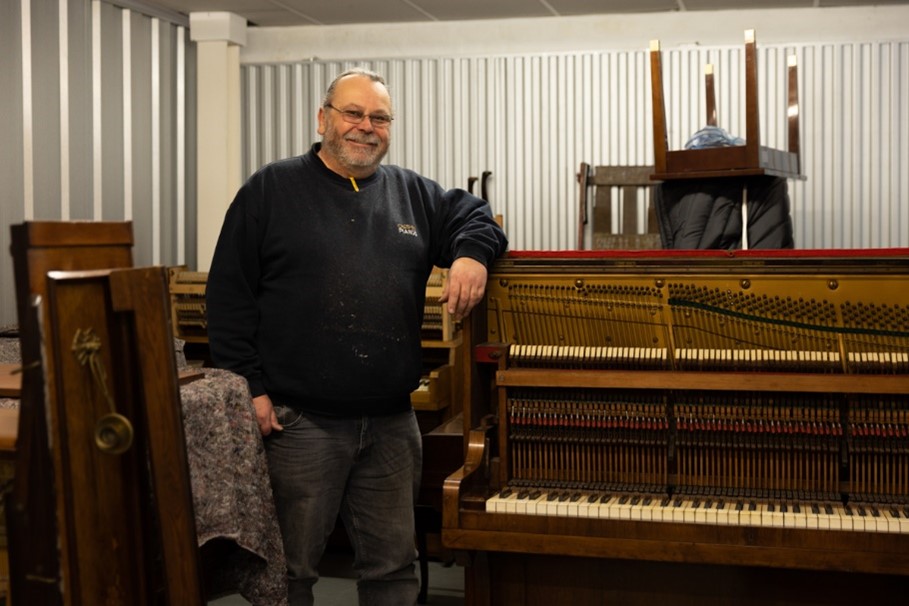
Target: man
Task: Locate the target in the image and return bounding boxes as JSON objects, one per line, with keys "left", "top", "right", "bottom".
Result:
{"left": 206, "top": 68, "right": 508, "bottom": 605}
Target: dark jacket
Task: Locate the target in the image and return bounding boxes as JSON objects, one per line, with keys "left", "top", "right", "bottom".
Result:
{"left": 655, "top": 175, "right": 794, "bottom": 249}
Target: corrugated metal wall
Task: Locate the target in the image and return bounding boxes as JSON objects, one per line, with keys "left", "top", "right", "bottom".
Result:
{"left": 0, "top": 0, "right": 195, "bottom": 328}
{"left": 241, "top": 39, "right": 908, "bottom": 252}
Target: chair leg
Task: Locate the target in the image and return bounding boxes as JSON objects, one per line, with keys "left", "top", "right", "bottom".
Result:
{"left": 415, "top": 505, "right": 434, "bottom": 604}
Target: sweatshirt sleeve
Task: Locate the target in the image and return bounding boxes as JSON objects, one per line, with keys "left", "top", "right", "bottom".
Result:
{"left": 433, "top": 187, "right": 508, "bottom": 268}
{"left": 205, "top": 185, "right": 267, "bottom": 397}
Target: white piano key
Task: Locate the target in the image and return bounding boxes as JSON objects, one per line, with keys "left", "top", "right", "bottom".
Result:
{"left": 576, "top": 493, "right": 597, "bottom": 518}
{"left": 832, "top": 504, "right": 850, "bottom": 531}
{"left": 597, "top": 495, "right": 618, "bottom": 520}
{"left": 888, "top": 507, "right": 909, "bottom": 534}
{"left": 617, "top": 495, "right": 634, "bottom": 520}
{"left": 541, "top": 492, "right": 561, "bottom": 517}
{"left": 515, "top": 490, "right": 544, "bottom": 515}
{"left": 486, "top": 488, "right": 514, "bottom": 513}
{"left": 806, "top": 503, "right": 821, "bottom": 529}
{"left": 790, "top": 503, "right": 808, "bottom": 529}
{"left": 650, "top": 497, "right": 671, "bottom": 522}
{"left": 638, "top": 496, "right": 658, "bottom": 522}
{"left": 716, "top": 500, "right": 737, "bottom": 526}
{"left": 779, "top": 503, "right": 794, "bottom": 529}
{"left": 628, "top": 495, "right": 644, "bottom": 521}
{"left": 741, "top": 501, "right": 760, "bottom": 527}
{"left": 565, "top": 492, "right": 584, "bottom": 517}
{"left": 556, "top": 492, "right": 572, "bottom": 517}
{"left": 854, "top": 505, "right": 874, "bottom": 532}
{"left": 765, "top": 502, "right": 778, "bottom": 528}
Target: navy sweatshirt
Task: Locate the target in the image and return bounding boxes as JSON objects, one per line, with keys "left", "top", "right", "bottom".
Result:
{"left": 206, "top": 143, "right": 508, "bottom": 417}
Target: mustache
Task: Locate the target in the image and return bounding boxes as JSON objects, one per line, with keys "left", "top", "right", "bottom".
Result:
{"left": 344, "top": 135, "right": 381, "bottom": 145}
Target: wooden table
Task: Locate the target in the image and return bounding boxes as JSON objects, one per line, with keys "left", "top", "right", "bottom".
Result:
{"left": 0, "top": 364, "right": 20, "bottom": 399}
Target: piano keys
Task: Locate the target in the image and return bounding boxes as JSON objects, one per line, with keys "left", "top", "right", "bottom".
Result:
{"left": 485, "top": 487, "right": 909, "bottom": 533}
{"left": 443, "top": 249, "right": 909, "bottom": 605}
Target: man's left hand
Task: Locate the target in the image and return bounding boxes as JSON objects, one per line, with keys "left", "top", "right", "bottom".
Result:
{"left": 440, "top": 257, "right": 488, "bottom": 321}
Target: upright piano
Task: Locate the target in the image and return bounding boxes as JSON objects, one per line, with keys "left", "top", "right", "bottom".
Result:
{"left": 443, "top": 249, "right": 909, "bottom": 605}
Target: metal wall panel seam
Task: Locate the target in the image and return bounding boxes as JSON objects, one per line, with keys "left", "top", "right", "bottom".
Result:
{"left": 177, "top": 24, "right": 186, "bottom": 263}
{"left": 59, "top": 0, "right": 70, "bottom": 219}
{"left": 122, "top": 8, "right": 132, "bottom": 221}
{"left": 21, "top": 0, "right": 34, "bottom": 219}
{"left": 152, "top": 17, "right": 161, "bottom": 263}
{"left": 92, "top": 0, "right": 103, "bottom": 219}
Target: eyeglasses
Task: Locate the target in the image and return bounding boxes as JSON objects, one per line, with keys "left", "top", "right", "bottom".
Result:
{"left": 325, "top": 104, "right": 393, "bottom": 128}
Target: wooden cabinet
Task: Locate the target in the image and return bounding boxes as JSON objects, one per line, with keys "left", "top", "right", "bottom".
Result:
{"left": 413, "top": 268, "right": 465, "bottom": 432}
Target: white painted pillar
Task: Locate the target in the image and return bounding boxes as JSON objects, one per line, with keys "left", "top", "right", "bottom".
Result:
{"left": 189, "top": 12, "right": 245, "bottom": 271}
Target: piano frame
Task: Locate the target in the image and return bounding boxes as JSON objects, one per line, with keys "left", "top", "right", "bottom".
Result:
{"left": 443, "top": 249, "right": 909, "bottom": 605}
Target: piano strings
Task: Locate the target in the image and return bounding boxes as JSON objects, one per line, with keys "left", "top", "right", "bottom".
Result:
{"left": 484, "top": 273, "right": 909, "bottom": 530}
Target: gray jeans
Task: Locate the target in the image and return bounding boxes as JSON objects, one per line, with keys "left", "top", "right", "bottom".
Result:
{"left": 265, "top": 407, "right": 422, "bottom": 606}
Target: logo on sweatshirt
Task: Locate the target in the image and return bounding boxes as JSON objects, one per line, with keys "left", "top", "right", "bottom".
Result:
{"left": 397, "top": 223, "right": 418, "bottom": 237}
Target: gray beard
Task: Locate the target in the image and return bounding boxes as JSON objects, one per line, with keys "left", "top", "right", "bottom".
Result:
{"left": 322, "top": 126, "right": 388, "bottom": 173}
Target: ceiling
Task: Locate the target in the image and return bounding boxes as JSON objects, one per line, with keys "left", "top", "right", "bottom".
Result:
{"left": 139, "top": 0, "right": 909, "bottom": 28}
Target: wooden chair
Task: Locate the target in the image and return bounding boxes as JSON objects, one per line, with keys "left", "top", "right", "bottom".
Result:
{"left": 7, "top": 221, "right": 205, "bottom": 605}
{"left": 649, "top": 29, "right": 803, "bottom": 181}
{"left": 577, "top": 162, "right": 662, "bottom": 249}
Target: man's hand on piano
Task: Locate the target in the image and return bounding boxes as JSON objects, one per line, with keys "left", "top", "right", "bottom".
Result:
{"left": 440, "top": 257, "right": 488, "bottom": 321}
{"left": 253, "top": 394, "right": 283, "bottom": 436}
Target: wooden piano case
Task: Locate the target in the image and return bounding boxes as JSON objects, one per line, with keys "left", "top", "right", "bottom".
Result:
{"left": 443, "top": 249, "right": 909, "bottom": 605}
{"left": 6, "top": 222, "right": 204, "bottom": 605}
